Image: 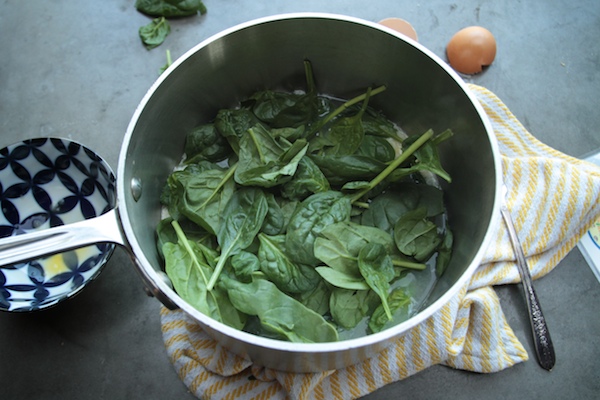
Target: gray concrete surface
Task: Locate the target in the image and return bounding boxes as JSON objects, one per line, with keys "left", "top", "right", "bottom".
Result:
{"left": 1, "top": 1, "right": 599, "bottom": 399}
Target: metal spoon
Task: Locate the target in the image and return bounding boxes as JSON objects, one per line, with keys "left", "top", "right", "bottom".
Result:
{"left": 500, "top": 187, "right": 556, "bottom": 370}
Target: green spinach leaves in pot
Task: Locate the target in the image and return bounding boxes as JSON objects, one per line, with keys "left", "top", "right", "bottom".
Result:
{"left": 157, "top": 61, "right": 455, "bottom": 342}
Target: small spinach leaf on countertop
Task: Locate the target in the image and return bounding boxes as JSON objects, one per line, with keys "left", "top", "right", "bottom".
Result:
{"left": 135, "top": 0, "right": 207, "bottom": 18}
{"left": 139, "top": 17, "right": 171, "bottom": 50}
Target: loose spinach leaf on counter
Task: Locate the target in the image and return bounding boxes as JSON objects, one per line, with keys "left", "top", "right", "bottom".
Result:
{"left": 159, "top": 49, "right": 173, "bottom": 74}
{"left": 139, "top": 17, "right": 171, "bottom": 49}
{"left": 136, "top": 0, "right": 207, "bottom": 18}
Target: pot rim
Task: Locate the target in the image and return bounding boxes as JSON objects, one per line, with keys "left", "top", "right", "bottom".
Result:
{"left": 117, "top": 12, "right": 503, "bottom": 354}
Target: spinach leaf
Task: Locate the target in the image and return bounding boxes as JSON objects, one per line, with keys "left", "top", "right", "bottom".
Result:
{"left": 248, "top": 61, "right": 319, "bottom": 129}
{"left": 184, "top": 123, "right": 232, "bottom": 163}
{"left": 315, "top": 267, "right": 369, "bottom": 290}
{"left": 214, "top": 108, "right": 262, "bottom": 155}
{"left": 271, "top": 125, "right": 306, "bottom": 143}
{"left": 135, "top": 0, "right": 207, "bottom": 17}
{"left": 156, "top": 216, "right": 212, "bottom": 259}
{"left": 349, "top": 129, "right": 435, "bottom": 203}
{"left": 163, "top": 240, "right": 210, "bottom": 312}
{"left": 280, "top": 156, "right": 330, "bottom": 201}
{"left": 358, "top": 243, "right": 396, "bottom": 320}
{"left": 161, "top": 162, "right": 235, "bottom": 234}
{"left": 353, "top": 135, "right": 397, "bottom": 163}
{"left": 361, "top": 108, "right": 404, "bottom": 142}
{"left": 399, "top": 129, "right": 453, "bottom": 183}
{"left": 435, "top": 229, "right": 453, "bottom": 277}
{"left": 361, "top": 183, "right": 445, "bottom": 235}
{"left": 235, "top": 125, "right": 308, "bottom": 188}
{"left": 368, "top": 288, "right": 412, "bottom": 333}
{"left": 139, "top": 17, "right": 171, "bottom": 49}
{"left": 207, "top": 187, "right": 269, "bottom": 290}
{"left": 393, "top": 207, "right": 442, "bottom": 262}
{"left": 310, "top": 154, "right": 387, "bottom": 186}
{"left": 230, "top": 251, "right": 260, "bottom": 282}
{"left": 163, "top": 226, "right": 246, "bottom": 330}
{"left": 306, "top": 85, "right": 386, "bottom": 140}
{"left": 329, "top": 288, "right": 379, "bottom": 330}
{"left": 260, "top": 192, "right": 286, "bottom": 236}
{"left": 220, "top": 276, "right": 339, "bottom": 343}
{"left": 285, "top": 191, "right": 352, "bottom": 266}
{"left": 295, "top": 279, "right": 330, "bottom": 316}
{"left": 249, "top": 90, "right": 319, "bottom": 128}
{"left": 257, "top": 234, "right": 321, "bottom": 294}
{"left": 313, "top": 221, "right": 394, "bottom": 275}
{"left": 316, "top": 88, "right": 371, "bottom": 157}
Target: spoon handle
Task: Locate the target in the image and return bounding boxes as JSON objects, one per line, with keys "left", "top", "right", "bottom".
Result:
{"left": 0, "top": 209, "right": 124, "bottom": 267}
{"left": 500, "top": 206, "right": 556, "bottom": 371}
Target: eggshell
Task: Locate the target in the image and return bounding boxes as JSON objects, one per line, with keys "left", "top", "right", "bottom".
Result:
{"left": 378, "top": 18, "right": 418, "bottom": 41}
{"left": 446, "top": 26, "right": 496, "bottom": 74}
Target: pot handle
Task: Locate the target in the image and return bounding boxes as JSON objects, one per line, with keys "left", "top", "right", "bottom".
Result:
{"left": 0, "top": 208, "right": 125, "bottom": 267}
{"left": 0, "top": 208, "right": 181, "bottom": 310}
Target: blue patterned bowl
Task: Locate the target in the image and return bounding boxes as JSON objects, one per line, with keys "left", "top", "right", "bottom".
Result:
{"left": 0, "top": 138, "right": 117, "bottom": 312}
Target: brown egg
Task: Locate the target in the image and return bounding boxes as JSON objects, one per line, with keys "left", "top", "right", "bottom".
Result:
{"left": 378, "top": 18, "right": 418, "bottom": 42}
{"left": 446, "top": 26, "right": 496, "bottom": 74}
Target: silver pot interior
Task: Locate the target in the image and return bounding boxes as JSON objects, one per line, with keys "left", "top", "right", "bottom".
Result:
{"left": 118, "top": 13, "right": 501, "bottom": 372}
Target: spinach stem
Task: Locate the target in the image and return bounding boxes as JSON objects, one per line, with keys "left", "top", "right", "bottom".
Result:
{"left": 350, "top": 129, "right": 434, "bottom": 203}
{"left": 323, "top": 85, "right": 385, "bottom": 126}
{"left": 393, "top": 259, "right": 427, "bottom": 270}
{"left": 207, "top": 230, "right": 243, "bottom": 291}
{"left": 248, "top": 128, "right": 266, "bottom": 163}
{"left": 307, "top": 85, "right": 386, "bottom": 140}
{"left": 304, "top": 60, "right": 316, "bottom": 94}
{"left": 199, "top": 163, "right": 237, "bottom": 209}
{"left": 171, "top": 220, "right": 210, "bottom": 285}
{"left": 353, "top": 201, "right": 370, "bottom": 209}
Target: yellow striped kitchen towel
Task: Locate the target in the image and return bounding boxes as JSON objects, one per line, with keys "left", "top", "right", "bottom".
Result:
{"left": 160, "top": 84, "right": 600, "bottom": 399}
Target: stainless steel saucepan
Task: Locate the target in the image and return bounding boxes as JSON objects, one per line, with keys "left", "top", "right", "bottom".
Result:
{"left": 0, "top": 13, "right": 502, "bottom": 372}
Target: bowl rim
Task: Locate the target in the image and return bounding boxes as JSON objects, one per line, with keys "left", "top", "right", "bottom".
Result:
{"left": 0, "top": 136, "right": 117, "bottom": 312}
